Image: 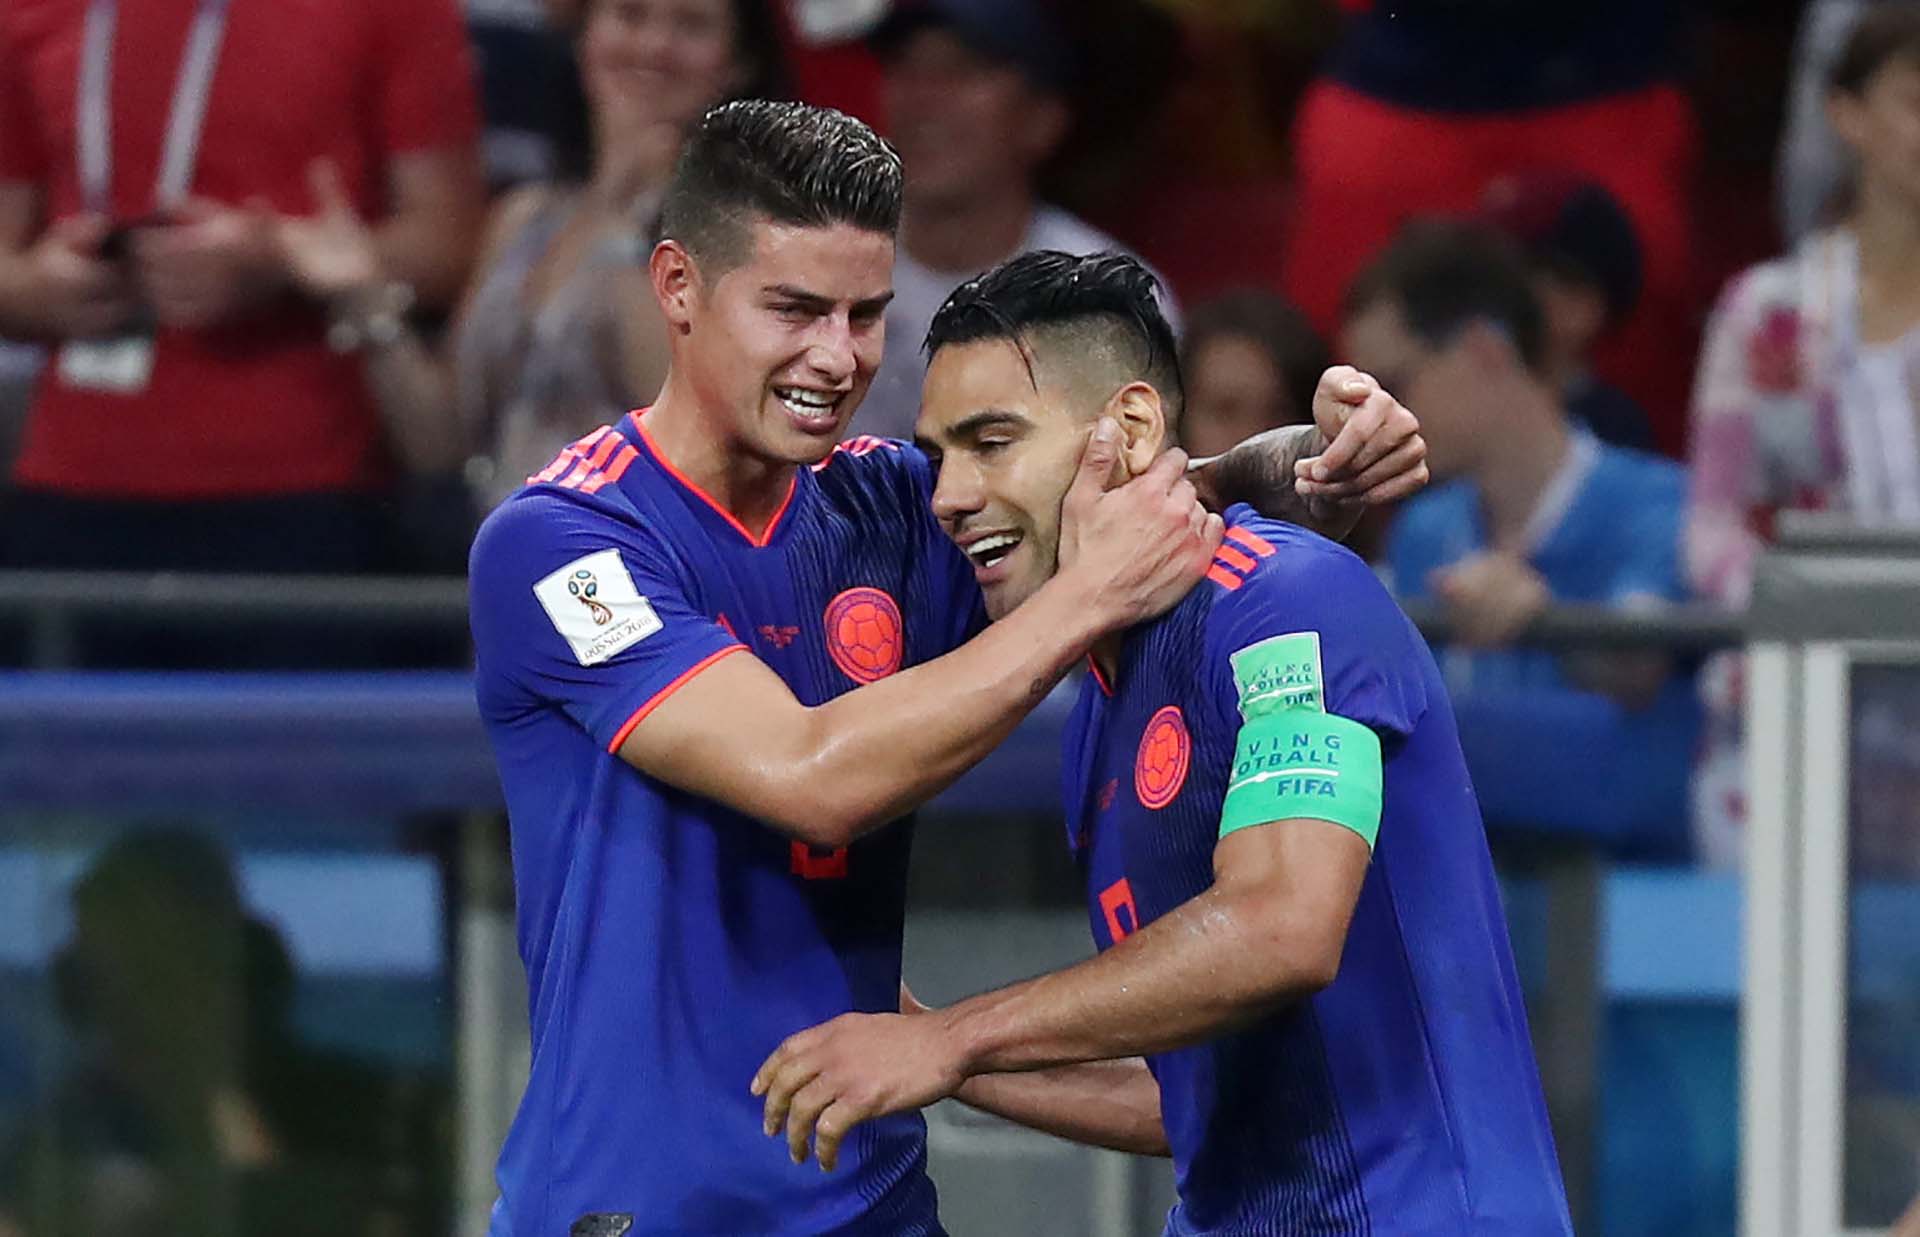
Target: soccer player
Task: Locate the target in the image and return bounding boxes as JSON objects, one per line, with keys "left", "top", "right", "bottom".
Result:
{"left": 754, "top": 252, "right": 1573, "bottom": 1235}
{"left": 469, "top": 101, "right": 1427, "bottom": 1234}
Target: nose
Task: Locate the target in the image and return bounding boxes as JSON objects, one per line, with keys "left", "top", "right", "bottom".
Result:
{"left": 805, "top": 313, "right": 858, "bottom": 386}
{"left": 929, "top": 450, "right": 985, "bottom": 527}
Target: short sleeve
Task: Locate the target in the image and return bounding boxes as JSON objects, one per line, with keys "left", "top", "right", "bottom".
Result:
{"left": 0, "top": 24, "right": 46, "bottom": 182}
{"left": 469, "top": 492, "right": 746, "bottom": 753}
{"left": 369, "top": 0, "right": 481, "bottom": 155}
{"left": 1208, "top": 522, "right": 1428, "bottom": 745}
{"left": 1609, "top": 461, "right": 1690, "bottom": 606}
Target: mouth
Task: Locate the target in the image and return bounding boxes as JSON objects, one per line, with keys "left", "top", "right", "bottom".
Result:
{"left": 959, "top": 530, "right": 1024, "bottom": 580}
{"left": 772, "top": 386, "right": 848, "bottom": 434}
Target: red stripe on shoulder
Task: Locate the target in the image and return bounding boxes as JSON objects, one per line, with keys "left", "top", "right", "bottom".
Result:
{"left": 1226, "top": 526, "right": 1276, "bottom": 557}
{"left": 578, "top": 444, "right": 639, "bottom": 494}
{"left": 1205, "top": 565, "right": 1244, "bottom": 591}
{"left": 1214, "top": 543, "right": 1257, "bottom": 574}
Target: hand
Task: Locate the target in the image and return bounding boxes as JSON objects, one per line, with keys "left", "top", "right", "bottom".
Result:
{"left": 1293, "top": 366, "right": 1429, "bottom": 510}
{"left": 751, "top": 1012, "right": 967, "bottom": 1171}
{"left": 132, "top": 196, "right": 285, "bottom": 329}
{"left": 1431, "top": 552, "right": 1549, "bottom": 648}
{"left": 899, "top": 981, "right": 934, "bottom": 1016}
{"left": 275, "top": 160, "right": 383, "bottom": 305}
{"left": 19, "top": 214, "right": 137, "bottom": 338}
{"left": 1057, "top": 418, "right": 1225, "bottom": 630}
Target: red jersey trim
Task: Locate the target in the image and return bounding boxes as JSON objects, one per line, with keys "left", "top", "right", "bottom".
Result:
{"left": 628, "top": 410, "right": 798, "bottom": 549}
{"left": 1087, "top": 654, "right": 1116, "bottom": 697}
{"left": 604, "top": 644, "right": 749, "bottom": 754}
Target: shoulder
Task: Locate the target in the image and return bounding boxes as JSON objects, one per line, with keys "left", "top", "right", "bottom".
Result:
{"left": 1592, "top": 442, "right": 1685, "bottom": 502}
{"left": 808, "top": 436, "right": 934, "bottom": 506}
{"left": 1209, "top": 510, "right": 1401, "bottom": 636}
{"left": 477, "top": 185, "right": 557, "bottom": 271}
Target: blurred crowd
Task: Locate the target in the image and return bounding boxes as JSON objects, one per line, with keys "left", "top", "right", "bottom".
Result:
{"left": 4, "top": 0, "right": 1920, "bottom": 877}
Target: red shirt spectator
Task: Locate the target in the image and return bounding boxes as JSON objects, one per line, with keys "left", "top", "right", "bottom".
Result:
{"left": 0, "top": 0, "right": 481, "bottom": 570}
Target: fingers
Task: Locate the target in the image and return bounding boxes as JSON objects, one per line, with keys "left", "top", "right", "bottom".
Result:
{"left": 1311, "top": 393, "right": 1398, "bottom": 481}
{"left": 813, "top": 1100, "right": 857, "bottom": 1173}
{"left": 753, "top": 1040, "right": 822, "bottom": 1138}
{"left": 1295, "top": 438, "right": 1430, "bottom": 504}
{"left": 1064, "top": 417, "right": 1123, "bottom": 511}
{"left": 785, "top": 1076, "right": 836, "bottom": 1165}
{"left": 1140, "top": 445, "right": 1190, "bottom": 492}
{"left": 307, "top": 159, "right": 353, "bottom": 214}
{"left": 1316, "top": 364, "right": 1371, "bottom": 406}
{"left": 46, "top": 213, "right": 113, "bottom": 254}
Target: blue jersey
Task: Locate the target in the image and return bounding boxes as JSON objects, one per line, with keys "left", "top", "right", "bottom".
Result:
{"left": 1060, "top": 508, "right": 1571, "bottom": 1236}
{"left": 468, "top": 413, "right": 982, "bottom": 1235}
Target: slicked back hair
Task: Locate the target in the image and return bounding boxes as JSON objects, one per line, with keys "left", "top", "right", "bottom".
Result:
{"left": 1345, "top": 219, "right": 1546, "bottom": 374}
{"left": 659, "top": 100, "right": 903, "bottom": 274}
{"left": 925, "top": 250, "right": 1184, "bottom": 426}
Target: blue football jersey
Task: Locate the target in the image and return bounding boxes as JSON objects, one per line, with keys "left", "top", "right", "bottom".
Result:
{"left": 468, "top": 414, "right": 983, "bottom": 1235}
{"left": 1060, "top": 506, "right": 1572, "bottom": 1236}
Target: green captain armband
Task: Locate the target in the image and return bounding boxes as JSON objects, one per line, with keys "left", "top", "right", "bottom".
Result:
{"left": 1220, "top": 711, "right": 1382, "bottom": 847}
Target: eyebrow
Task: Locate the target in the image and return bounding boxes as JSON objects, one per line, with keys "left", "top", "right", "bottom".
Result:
{"left": 763, "top": 284, "right": 895, "bottom": 315}
{"left": 933, "top": 409, "right": 1032, "bottom": 448}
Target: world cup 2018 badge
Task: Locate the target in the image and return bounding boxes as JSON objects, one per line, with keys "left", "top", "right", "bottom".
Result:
{"left": 568, "top": 569, "right": 613, "bottom": 625}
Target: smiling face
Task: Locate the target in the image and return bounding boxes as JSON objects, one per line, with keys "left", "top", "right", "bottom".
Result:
{"left": 658, "top": 216, "right": 895, "bottom": 465}
{"left": 917, "top": 335, "right": 1169, "bottom": 620}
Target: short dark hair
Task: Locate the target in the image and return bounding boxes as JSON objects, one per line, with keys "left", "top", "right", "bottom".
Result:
{"left": 1180, "top": 289, "right": 1328, "bottom": 428}
{"left": 925, "top": 250, "right": 1183, "bottom": 419}
{"left": 1829, "top": 6, "right": 1920, "bottom": 97}
{"left": 659, "top": 100, "right": 903, "bottom": 272}
{"left": 1345, "top": 219, "right": 1546, "bottom": 372}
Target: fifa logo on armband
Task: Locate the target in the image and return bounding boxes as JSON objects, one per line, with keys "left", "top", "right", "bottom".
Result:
{"left": 568, "top": 569, "right": 614, "bottom": 626}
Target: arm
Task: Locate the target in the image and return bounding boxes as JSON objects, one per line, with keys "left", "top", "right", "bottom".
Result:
{"left": 623, "top": 430, "right": 1223, "bottom": 848}
{"left": 371, "top": 146, "right": 484, "bottom": 311}
{"left": 900, "top": 984, "right": 1166, "bottom": 1156}
{"left": 1684, "top": 273, "right": 1780, "bottom": 609}
{"left": 754, "top": 817, "right": 1370, "bottom": 1168}
{"left": 1194, "top": 366, "right": 1429, "bottom": 541}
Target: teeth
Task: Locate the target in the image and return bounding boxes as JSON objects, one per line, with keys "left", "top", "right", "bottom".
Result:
{"left": 967, "top": 533, "right": 1021, "bottom": 567}
{"left": 776, "top": 387, "right": 838, "bottom": 412}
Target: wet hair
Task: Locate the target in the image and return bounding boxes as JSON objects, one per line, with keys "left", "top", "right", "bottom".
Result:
{"left": 1829, "top": 6, "right": 1920, "bottom": 98}
{"left": 924, "top": 249, "right": 1183, "bottom": 421}
{"left": 658, "top": 100, "right": 903, "bottom": 272}
{"left": 1179, "top": 289, "right": 1328, "bottom": 429}
{"left": 1344, "top": 219, "right": 1546, "bottom": 373}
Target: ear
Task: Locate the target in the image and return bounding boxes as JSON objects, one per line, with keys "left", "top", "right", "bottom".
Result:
{"left": 1105, "top": 381, "right": 1169, "bottom": 478}
{"left": 650, "top": 240, "right": 699, "bottom": 335}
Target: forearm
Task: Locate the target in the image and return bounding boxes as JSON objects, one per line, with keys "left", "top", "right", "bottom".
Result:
{"left": 943, "top": 888, "right": 1313, "bottom": 1076}
{"left": 786, "top": 576, "right": 1105, "bottom": 842}
{"left": 955, "top": 1058, "right": 1168, "bottom": 1156}
{"left": 0, "top": 251, "right": 43, "bottom": 337}
{"left": 358, "top": 327, "right": 466, "bottom": 474}
{"left": 374, "top": 211, "right": 477, "bottom": 312}
{"left": 1201, "top": 426, "right": 1361, "bottom": 542}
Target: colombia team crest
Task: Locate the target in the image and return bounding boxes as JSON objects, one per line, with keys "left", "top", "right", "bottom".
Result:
{"left": 824, "top": 587, "right": 903, "bottom": 683}
{"left": 1135, "top": 705, "right": 1192, "bottom": 809}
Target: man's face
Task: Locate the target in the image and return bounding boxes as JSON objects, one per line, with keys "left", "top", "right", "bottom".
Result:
{"left": 917, "top": 339, "right": 1098, "bottom": 620}
{"left": 1340, "top": 297, "right": 1479, "bottom": 481}
{"left": 883, "top": 29, "right": 1060, "bottom": 216}
{"left": 676, "top": 219, "right": 894, "bottom": 465}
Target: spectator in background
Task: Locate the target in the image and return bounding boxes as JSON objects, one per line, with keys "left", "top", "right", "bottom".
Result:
{"left": 0, "top": 830, "right": 437, "bottom": 1236}
{"left": 468, "top": 0, "right": 592, "bottom": 193}
{"left": 1479, "top": 171, "right": 1658, "bottom": 452}
{"left": 1282, "top": 0, "right": 1700, "bottom": 455}
{"left": 850, "top": 0, "right": 1179, "bottom": 441}
{"left": 1344, "top": 221, "right": 1696, "bottom": 848}
{"left": 1688, "top": 6, "right": 1920, "bottom": 869}
{"left": 1346, "top": 222, "right": 1687, "bottom": 702}
{"left": 1778, "top": 0, "right": 1906, "bottom": 241}
{"left": 0, "top": 0, "right": 484, "bottom": 574}
{"left": 1176, "top": 289, "right": 1326, "bottom": 459}
{"left": 277, "top": 0, "right": 789, "bottom": 513}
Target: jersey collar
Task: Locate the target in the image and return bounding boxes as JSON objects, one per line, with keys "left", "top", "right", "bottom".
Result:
{"left": 625, "top": 409, "right": 802, "bottom": 548}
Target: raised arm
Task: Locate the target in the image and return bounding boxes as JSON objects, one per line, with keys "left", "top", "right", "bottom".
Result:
{"left": 620, "top": 425, "right": 1222, "bottom": 848}
{"left": 1194, "top": 367, "right": 1428, "bottom": 541}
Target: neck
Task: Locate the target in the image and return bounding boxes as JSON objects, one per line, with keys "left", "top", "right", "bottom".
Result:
{"left": 1470, "top": 381, "right": 1573, "bottom": 552}
{"left": 645, "top": 373, "right": 798, "bottom": 537}
{"left": 1850, "top": 176, "right": 1920, "bottom": 274}
{"left": 900, "top": 187, "right": 1036, "bottom": 274}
